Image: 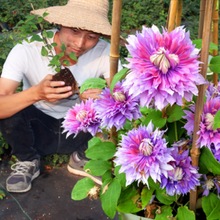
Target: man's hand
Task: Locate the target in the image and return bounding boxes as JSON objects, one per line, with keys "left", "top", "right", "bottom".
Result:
{"left": 35, "top": 74, "right": 73, "bottom": 102}
{"left": 80, "top": 88, "right": 102, "bottom": 101}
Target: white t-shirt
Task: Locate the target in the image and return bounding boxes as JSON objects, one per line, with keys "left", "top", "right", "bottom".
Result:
{"left": 2, "top": 30, "right": 112, "bottom": 119}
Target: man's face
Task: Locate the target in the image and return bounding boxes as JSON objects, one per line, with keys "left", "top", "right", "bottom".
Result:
{"left": 58, "top": 27, "right": 100, "bottom": 57}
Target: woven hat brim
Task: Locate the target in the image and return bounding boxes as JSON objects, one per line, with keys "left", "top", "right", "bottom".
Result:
{"left": 31, "top": 5, "right": 112, "bottom": 37}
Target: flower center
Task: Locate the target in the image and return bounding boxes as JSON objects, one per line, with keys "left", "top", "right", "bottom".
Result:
{"left": 205, "top": 113, "right": 214, "bottom": 130}
{"left": 205, "top": 179, "right": 214, "bottom": 190}
{"left": 139, "top": 138, "right": 153, "bottom": 156}
{"left": 113, "top": 91, "right": 126, "bottom": 102}
{"left": 76, "top": 110, "right": 87, "bottom": 122}
{"left": 172, "top": 167, "right": 183, "bottom": 181}
{"left": 150, "top": 47, "right": 179, "bottom": 74}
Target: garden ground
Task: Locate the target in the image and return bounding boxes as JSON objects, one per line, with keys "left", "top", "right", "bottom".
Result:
{"left": 0, "top": 159, "right": 118, "bottom": 220}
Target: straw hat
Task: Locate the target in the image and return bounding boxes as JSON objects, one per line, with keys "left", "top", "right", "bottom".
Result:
{"left": 31, "top": 0, "right": 112, "bottom": 37}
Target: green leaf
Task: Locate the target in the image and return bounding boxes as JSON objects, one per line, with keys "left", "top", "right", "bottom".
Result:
{"left": 110, "top": 68, "right": 129, "bottom": 92}
{"left": 155, "top": 205, "right": 173, "bottom": 220}
{"left": 69, "top": 52, "right": 78, "bottom": 61}
{"left": 175, "top": 206, "right": 195, "bottom": 220}
{"left": 45, "top": 31, "right": 54, "bottom": 39}
{"left": 166, "top": 105, "right": 184, "bottom": 123}
{"left": 71, "top": 178, "right": 95, "bottom": 200}
{"left": 86, "top": 138, "right": 116, "bottom": 160}
{"left": 117, "top": 185, "right": 141, "bottom": 214}
{"left": 141, "top": 186, "right": 154, "bottom": 208}
{"left": 30, "top": 34, "right": 43, "bottom": 42}
{"left": 155, "top": 188, "right": 176, "bottom": 205}
{"left": 41, "top": 46, "right": 48, "bottom": 57}
{"left": 100, "top": 178, "right": 121, "bottom": 219}
{"left": 213, "top": 110, "right": 220, "bottom": 130}
{"left": 209, "top": 56, "right": 220, "bottom": 73}
{"left": 84, "top": 160, "right": 112, "bottom": 176}
{"left": 140, "top": 108, "right": 167, "bottom": 128}
{"left": 202, "top": 193, "right": 220, "bottom": 220}
{"left": 80, "top": 78, "right": 107, "bottom": 93}
{"left": 199, "top": 147, "right": 220, "bottom": 175}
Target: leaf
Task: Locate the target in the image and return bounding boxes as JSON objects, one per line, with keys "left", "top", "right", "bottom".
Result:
{"left": 155, "top": 205, "right": 173, "bottom": 220}
{"left": 117, "top": 185, "right": 141, "bottom": 214}
{"left": 140, "top": 108, "right": 167, "bottom": 128}
{"left": 202, "top": 192, "right": 220, "bottom": 220}
{"left": 80, "top": 78, "right": 107, "bottom": 93}
{"left": 100, "top": 178, "right": 121, "bottom": 219}
{"left": 166, "top": 104, "right": 184, "bottom": 123}
{"left": 155, "top": 188, "right": 176, "bottom": 205}
{"left": 209, "top": 56, "right": 220, "bottom": 73}
{"left": 213, "top": 110, "right": 220, "bottom": 130}
{"left": 30, "top": 34, "right": 43, "bottom": 42}
{"left": 41, "top": 46, "right": 48, "bottom": 57}
{"left": 110, "top": 68, "right": 129, "bottom": 92}
{"left": 45, "top": 31, "right": 54, "bottom": 39}
{"left": 69, "top": 52, "right": 77, "bottom": 61}
{"left": 86, "top": 138, "right": 116, "bottom": 160}
{"left": 141, "top": 186, "right": 154, "bottom": 208}
{"left": 199, "top": 147, "right": 220, "bottom": 175}
{"left": 71, "top": 178, "right": 95, "bottom": 200}
{"left": 175, "top": 206, "right": 195, "bottom": 220}
{"left": 84, "top": 160, "right": 112, "bottom": 176}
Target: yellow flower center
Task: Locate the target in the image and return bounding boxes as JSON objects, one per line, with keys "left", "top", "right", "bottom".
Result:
{"left": 150, "top": 47, "right": 179, "bottom": 74}
{"left": 76, "top": 110, "right": 87, "bottom": 122}
{"left": 139, "top": 138, "right": 153, "bottom": 156}
{"left": 113, "top": 91, "right": 126, "bottom": 102}
{"left": 205, "top": 113, "right": 214, "bottom": 130}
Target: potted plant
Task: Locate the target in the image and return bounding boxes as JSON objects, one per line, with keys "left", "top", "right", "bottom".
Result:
{"left": 15, "top": 12, "right": 78, "bottom": 93}
{"left": 62, "top": 23, "right": 220, "bottom": 220}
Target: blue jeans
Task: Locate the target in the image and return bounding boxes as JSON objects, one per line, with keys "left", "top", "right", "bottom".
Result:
{"left": 0, "top": 105, "right": 92, "bottom": 161}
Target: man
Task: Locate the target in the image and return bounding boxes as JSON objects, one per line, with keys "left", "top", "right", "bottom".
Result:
{"left": 0, "top": 0, "right": 113, "bottom": 193}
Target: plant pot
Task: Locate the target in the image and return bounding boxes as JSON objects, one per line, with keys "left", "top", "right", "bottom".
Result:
{"left": 119, "top": 213, "right": 153, "bottom": 220}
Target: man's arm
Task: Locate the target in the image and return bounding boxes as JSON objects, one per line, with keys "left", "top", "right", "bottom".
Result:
{"left": 0, "top": 75, "right": 73, "bottom": 119}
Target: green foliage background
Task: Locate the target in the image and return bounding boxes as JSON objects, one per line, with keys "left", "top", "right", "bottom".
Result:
{"left": 0, "top": 0, "right": 203, "bottom": 159}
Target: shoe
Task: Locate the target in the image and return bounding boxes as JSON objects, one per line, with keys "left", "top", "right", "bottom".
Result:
{"left": 67, "top": 152, "right": 102, "bottom": 185}
{"left": 6, "top": 159, "right": 40, "bottom": 193}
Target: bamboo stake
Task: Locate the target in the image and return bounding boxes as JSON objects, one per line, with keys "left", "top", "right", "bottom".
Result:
{"left": 211, "top": 0, "right": 219, "bottom": 85}
{"left": 109, "top": 0, "right": 122, "bottom": 84}
{"left": 175, "top": 0, "right": 183, "bottom": 26}
{"left": 109, "top": 0, "right": 123, "bottom": 144}
{"left": 190, "top": 0, "right": 214, "bottom": 211}
{"left": 198, "top": 0, "right": 206, "bottom": 38}
{"left": 167, "top": 0, "right": 179, "bottom": 32}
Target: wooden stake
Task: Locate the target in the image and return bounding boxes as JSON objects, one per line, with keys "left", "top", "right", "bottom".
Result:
{"left": 211, "top": 0, "right": 219, "bottom": 85}
{"left": 167, "top": 0, "right": 179, "bottom": 32}
{"left": 190, "top": 0, "right": 214, "bottom": 211}
{"left": 175, "top": 0, "right": 183, "bottom": 26}
{"left": 109, "top": 0, "right": 122, "bottom": 84}
{"left": 198, "top": 0, "right": 206, "bottom": 38}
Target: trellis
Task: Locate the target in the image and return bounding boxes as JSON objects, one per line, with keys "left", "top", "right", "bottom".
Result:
{"left": 109, "top": 0, "right": 219, "bottom": 213}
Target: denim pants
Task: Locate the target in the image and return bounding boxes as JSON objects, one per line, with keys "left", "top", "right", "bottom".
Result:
{"left": 0, "top": 105, "right": 92, "bottom": 161}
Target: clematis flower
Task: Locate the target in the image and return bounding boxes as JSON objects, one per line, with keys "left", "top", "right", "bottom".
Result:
{"left": 160, "top": 146, "right": 201, "bottom": 196}
{"left": 201, "top": 174, "right": 220, "bottom": 197}
{"left": 94, "top": 81, "right": 141, "bottom": 130}
{"left": 114, "top": 122, "right": 174, "bottom": 187}
{"left": 197, "top": 97, "right": 220, "bottom": 155}
{"left": 123, "top": 25, "right": 205, "bottom": 110}
{"left": 62, "top": 98, "right": 101, "bottom": 136}
{"left": 183, "top": 104, "right": 195, "bottom": 136}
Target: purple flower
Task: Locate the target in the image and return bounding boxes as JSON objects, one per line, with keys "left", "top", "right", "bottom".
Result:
{"left": 201, "top": 174, "right": 220, "bottom": 197}
{"left": 197, "top": 97, "right": 220, "bottom": 151}
{"left": 114, "top": 122, "right": 174, "bottom": 187}
{"left": 206, "top": 82, "right": 220, "bottom": 101}
{"left": 123, "top": 25, "right": 205, "bottom": 110}
{"left": 94, "top": 81, "right": 141, "bottom": 130}
{"left": 62, "top": 98, "right": 101, "bottom": 136}
{"left": 161, "top": 146, "right": 201, "bottom": 196}
{"left": 183, "top": 104, "right": 195, "bottom": 136}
